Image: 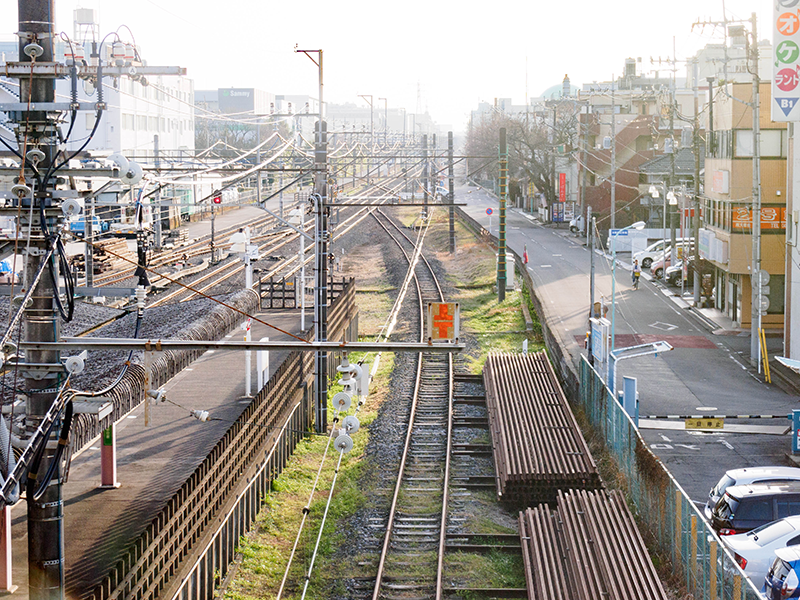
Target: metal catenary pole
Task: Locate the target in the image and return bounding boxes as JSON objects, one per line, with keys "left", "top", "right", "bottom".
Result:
{"left": 153, "top": 133, "right": 162, "bottom": 250}
{"left": 422, "top": 134, "right": 428, "bottom": 218}
{"left": 17, "top": 1, "right": 65, "bottom": 597}
{"left": 314, "top": 51, "right": 329, "bottom": 433}
{"left": 448, "top": 131, "right": 455, "bottom": 254}
{"left": 498, "top": 127, "right": 508, "bottom": 302}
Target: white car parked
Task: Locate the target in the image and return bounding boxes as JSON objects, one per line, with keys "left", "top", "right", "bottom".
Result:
{"left": 721, "top": 516, "right": 800, "bottom": 584}
{"left": 633, "top": 237, "right": 692, "bottom": 268}
{"left": 705, "top": 467, "right": 800, "bottom": 520}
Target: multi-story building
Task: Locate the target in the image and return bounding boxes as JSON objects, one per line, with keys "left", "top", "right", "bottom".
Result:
{"left": 700, "top": 82, "right": 787, "bottom": 327}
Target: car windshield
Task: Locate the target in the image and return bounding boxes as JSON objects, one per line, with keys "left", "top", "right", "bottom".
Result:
{"left": 715, "top": 494, "right": 739, "bottom": 520}
{"left": 748, "top": 519, "right": 797, "bottom": 546}
{"left": 712, "top": 475, "right": 736, "bottom": 498}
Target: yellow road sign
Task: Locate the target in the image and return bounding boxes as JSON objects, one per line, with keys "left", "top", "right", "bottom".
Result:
{"left": 685, "top": 418, "right": 724, "bottom": 430}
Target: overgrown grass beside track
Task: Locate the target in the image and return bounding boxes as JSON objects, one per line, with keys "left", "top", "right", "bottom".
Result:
{"left": 224, "top": 206, "right": 542, "bottom": 599}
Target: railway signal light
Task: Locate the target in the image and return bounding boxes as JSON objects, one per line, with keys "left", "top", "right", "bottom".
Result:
{"left": 212, "top": 194, "right": 222, "bottom": 204}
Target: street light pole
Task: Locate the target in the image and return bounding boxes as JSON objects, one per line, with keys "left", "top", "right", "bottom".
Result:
{"left": 609, "top": 221, "right": 646, "bottom": 385}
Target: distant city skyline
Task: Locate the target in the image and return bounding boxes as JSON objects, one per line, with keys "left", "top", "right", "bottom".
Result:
{"left": 1, "top": 0, "right": 774, "bottom": 132}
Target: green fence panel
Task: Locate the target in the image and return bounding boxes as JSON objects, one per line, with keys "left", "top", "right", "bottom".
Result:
{"left": 578, "top": 357, "right": 762, "bottom": 600}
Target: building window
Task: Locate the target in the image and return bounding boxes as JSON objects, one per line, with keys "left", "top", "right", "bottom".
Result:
{"left": 734, "top": 130, "right": 786, "bottom": 158}
{"left": 635, "top": 135, "right": 651, "bottom": 152}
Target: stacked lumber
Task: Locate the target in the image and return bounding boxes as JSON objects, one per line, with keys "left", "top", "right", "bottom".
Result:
{"left": 70, "top": 237, "right": 139, "bottom": 275}
{"left": 519, "top": 489, "right": 668, "bottom": 600}
{"left": 483, "top": 352, "right": 601, "bottom": 505}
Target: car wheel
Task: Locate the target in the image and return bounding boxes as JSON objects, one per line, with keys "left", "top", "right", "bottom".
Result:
{"left": 642, "top": 258, "right": 652, "bottom": 268}
{"left": 570, "top": 226, "right": 578, "bottom": 233}
{"left": 655, "top": 267, "right": 663, "bottom": 278}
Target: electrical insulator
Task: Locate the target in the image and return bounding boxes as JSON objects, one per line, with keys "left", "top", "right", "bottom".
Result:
{"left": 65, "top": 44, "right": 85, "bottom": 65}
{"left": 332, "top": 391, "right": 352, "bottom": 412}
{"left": 135, "top": 285, "right": 147, "bottom": 309}
{"left": 334, "top": 434, "right": 353, "bottom": 454}
{"left": 112, "top": 41, "right": 126, "bottom": 66}
{"left": 124, "top": 43, "right": 135, "bottom": 63}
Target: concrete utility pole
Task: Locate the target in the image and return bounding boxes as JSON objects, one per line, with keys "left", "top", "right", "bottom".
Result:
{"left": 692, "top": 59, "right": 701, "bottom": 305}
{"left": 16, "top": 1, "right": 63, "bottom": 597}
{"left": 498, "top": 127, "right": 508, "bottom": 302}
{"left": 448, "top": 131, "right": 455, "bottom": 254}
{"left": 669, "top": 59, "right": 677, "bottom": 269}
{"left": 748, "top": 13, "right": 763, "bottom": 369}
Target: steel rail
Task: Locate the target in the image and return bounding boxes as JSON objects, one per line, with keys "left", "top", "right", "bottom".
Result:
{"left": 148, "top": 174, "right": 409, "bottom": 307}
{"left": 370, "top": 208, "right": 452, "bottom": 600}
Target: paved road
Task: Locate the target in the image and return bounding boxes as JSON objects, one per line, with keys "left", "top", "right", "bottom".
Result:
{"left": 457, "top": 182, "right": 797, "bottom": 506}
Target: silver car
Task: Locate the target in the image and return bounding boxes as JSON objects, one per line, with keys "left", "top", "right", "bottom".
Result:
{"left": 705, "top": 467, "right": 800, "bottom": 520}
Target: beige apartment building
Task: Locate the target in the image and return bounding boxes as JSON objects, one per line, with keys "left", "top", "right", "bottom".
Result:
{"left": 700, "top": 82, "right": 787, "bottom": 328}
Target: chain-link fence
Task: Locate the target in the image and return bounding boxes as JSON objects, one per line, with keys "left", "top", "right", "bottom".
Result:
{"left": 579, "top": 356, "right": 763, "bottom": 600}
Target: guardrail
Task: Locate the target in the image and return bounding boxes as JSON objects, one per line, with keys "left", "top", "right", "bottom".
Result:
{"left": 579, "top": 357, "right": 762, "bottom": 600}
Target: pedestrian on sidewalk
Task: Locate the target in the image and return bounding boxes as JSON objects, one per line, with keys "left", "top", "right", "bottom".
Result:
{"left": 632, "top": 259, "right": 641, "bottom": 290}
{"left": 523, "top": 244, "right": 528, "bottom": 265}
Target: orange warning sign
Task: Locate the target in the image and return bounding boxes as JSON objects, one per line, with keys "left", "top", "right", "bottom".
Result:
{"left": 428, "top": 302, "right": 459, "bottom": 341}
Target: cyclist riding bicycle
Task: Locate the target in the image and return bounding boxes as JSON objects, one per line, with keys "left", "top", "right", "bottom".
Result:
{"left": 632, "top": 259, "right": 641, "bottom": 290}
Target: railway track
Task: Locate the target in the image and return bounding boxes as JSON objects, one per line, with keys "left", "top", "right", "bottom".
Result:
{"left": 369, "top": 209, "right": 453, "bottom": 600}
{"left": 147, "top": 175, "right": 415, "bottom": 307}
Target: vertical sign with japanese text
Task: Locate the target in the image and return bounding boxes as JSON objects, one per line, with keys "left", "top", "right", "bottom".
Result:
{"left": 773, "top": 2, "right": 800, "bottom": 121}
{"left": 559, "top": 173, "right": 566, "bottom": 202}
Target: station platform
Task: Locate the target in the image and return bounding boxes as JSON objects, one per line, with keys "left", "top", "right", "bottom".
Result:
{"left": 9, "top": 308, "right": 308, "bottom": 597}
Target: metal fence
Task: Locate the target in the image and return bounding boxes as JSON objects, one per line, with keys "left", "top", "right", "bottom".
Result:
{"left": 168, "top": 400, "right": 308, "bottom": 600}
{"left": 579, "top": 356, "right": 762, "bottom": 600}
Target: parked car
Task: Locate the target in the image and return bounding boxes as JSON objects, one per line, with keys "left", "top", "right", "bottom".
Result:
{"left": 633, "top": 237, "right": 692, "bottom": 269}
{"left": 706, "top": 467, "right": 800, "bottom": 520}
{"left": 665, "top": 257, "right": 714, "bottom": 287}
{"left": 711, "top": 482, "right": 800, "bottom": 536}
{"left": 765, "top": 547, "right": 800, "bottom": 599}
{"left": 721, "top": 516, "right": 800, "bottom": 584}
{"left": 649, "top": 242, "right": 695, "bottom": 278}
{"left": 569, "top": 215, "right": 584, "bottom": 233}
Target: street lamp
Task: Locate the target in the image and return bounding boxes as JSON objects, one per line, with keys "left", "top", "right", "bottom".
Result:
{"left": 609, "top": 220, "right": 646, "bottom": 383}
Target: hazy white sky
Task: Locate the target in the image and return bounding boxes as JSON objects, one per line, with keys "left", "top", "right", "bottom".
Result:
{"left": 2, "top": 1, "right": 774, "bottom": 132}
